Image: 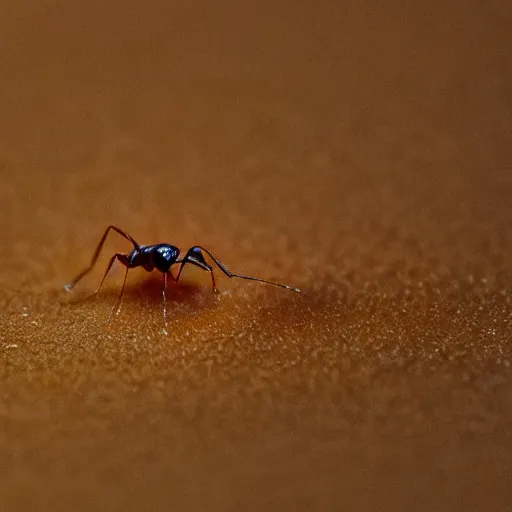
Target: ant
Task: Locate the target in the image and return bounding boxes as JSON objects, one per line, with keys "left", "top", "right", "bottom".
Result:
{"left": 65, "top": 225, "right": 299, "bottom": 331}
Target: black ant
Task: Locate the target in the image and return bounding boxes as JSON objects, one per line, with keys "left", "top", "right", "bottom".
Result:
{"left": 65, "top": 225, "right": 299, "bottom": 331}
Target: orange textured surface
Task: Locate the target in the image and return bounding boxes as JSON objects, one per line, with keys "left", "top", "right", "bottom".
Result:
{"left": 1, "top": 1, "right": 511, "bottom": 510}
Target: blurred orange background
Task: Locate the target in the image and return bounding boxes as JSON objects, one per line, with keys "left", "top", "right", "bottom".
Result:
{"left": 1, "top": 1, "right": 511, "bottom": 510}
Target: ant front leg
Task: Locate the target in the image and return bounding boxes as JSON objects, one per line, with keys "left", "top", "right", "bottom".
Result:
{"left": 175, "top": 247, "right": 219, "bottom": 293}
{"left": 176, "top": 246, "right": 300, "bottom": 292}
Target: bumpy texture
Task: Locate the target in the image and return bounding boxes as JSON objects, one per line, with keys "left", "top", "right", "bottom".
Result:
{"left": 1, "top": 1, "right": 511, "bottom": 510}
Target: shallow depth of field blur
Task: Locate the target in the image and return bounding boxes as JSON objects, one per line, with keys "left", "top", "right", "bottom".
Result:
{"left": 1, "top": 1, "right": 511, "bottom": 510}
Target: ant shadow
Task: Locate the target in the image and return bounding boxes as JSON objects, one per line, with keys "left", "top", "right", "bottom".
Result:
{"left": 63, "top": 273, "right": 217, "bottom": 315}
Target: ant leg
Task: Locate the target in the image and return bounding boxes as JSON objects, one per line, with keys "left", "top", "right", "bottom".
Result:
{"left": 210, "top": 268, "right": 218, "bottom": 293}
{"left": 87, "top": 253, "right": 123, "bottom": 299}
{"left": 162, "top": 271, "right": 169, "bottom": 334}
{"left": 65, "top": 225, "right": 139, "bottom": 291}
{"left": 179, "top": 246, "right": 300, "bottom": 292}
{"left": 174, "top": 249, "right": 219, "bottom": 293}
{"left": 108, "top": 265, "right": 130, "bottom": 320}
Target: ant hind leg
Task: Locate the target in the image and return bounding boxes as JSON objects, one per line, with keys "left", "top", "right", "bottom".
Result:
{"left": 65, "top": 225, "right": 139, "bottom": 291}
{"left": 86, "top": 253, "right": 123, "bottom": 299}
{"left": 108, "top": 266, "right": 130, "bottom": 321}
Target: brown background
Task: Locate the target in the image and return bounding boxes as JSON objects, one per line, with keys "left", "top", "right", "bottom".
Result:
{"left": 1, "top": 1, "right": 511, "bottom": 510}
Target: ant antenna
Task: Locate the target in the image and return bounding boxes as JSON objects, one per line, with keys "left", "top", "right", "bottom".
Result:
{"left": 176, "top": 246, "right": 300, "bottom": 292}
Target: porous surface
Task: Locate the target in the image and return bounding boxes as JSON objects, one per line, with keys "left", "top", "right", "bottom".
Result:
{"left": 1, "top": 1, "right": 511, "bottom": 510}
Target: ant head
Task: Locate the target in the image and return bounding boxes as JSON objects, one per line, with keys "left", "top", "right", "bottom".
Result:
{"left": 153, "top": 244, "right": 180, "bottom": 272}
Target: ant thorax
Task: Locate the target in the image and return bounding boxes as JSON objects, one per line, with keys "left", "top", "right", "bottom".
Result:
{"left": 129, "top": 244, "right": 180, "bottom": 272}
